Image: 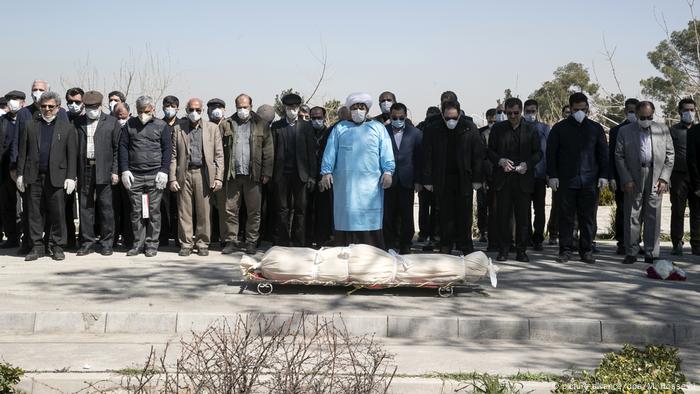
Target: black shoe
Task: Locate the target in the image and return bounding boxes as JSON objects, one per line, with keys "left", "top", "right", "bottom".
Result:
{"left": 622, "top": 255, "right": 637, "bottom": 265}
{"left": 671, "top": 242, "right": 683, "bottom": 256}
{"left": 126, "top": 247, "right": 142, "bottom": 256}
{"left": 533, "top": 243, "right": 544, "bottom": 251}
{"left": 51, "top": 246, "right": 65, "bottom": 261}
{"left": 615, "top": 245, "right": 626, "bottom": 255}
{"left": 76, "top": 245, "right": 93, "bottom": 256}
{"left": 179, "top": 248, "right": 192, "bottom": 257}
{"left": 496, "top": 253, "right": 508, "bottom": 262}
{"left": 581, "top": 252, "right": 596, "bottom": 264}
{"left": 145, "top": 249, "right": 157, "bottom": 257}
{"left": 547, "top": 237, "right": 558, "bottom": 245}
{"left": 556, "top": 252, "right": 571, "bottom": 263}
{"left": 422, "top": 243, "right": 434, "bottom": 252}
{"left": 0, "top": 240, "right": 19, "bottom": 249}
{"left": 245, "top": 243, "right": 257, "bottom": 255}
{"left": 516, "top": 252, "right": 529, "bottom": 262}
{"left": 222, "top": 242, "right": 240, "bottom": 255}
{"left": 644, "top": 256, "right": 654, "bottom": 265}
{"left": 100, "top": 247, "right": 113, "bottom": 256}
{"left": 399, "top": 247, "right": 411, "bottom": 255}
{"left": 159, "top": 239, "right": 169, "bottom": 247}
{"left": 17, "top": 243, "right": 32, "bottom": 256}
{"left": 197, "top": 248, "right": 209, "bottom": 257}
{"left": 509, "top": 245, "right": 517, "bottom": 253}
{"left": 591, "top": 243, "right": 599, "bottom": 253}
{"left": 25, "top": 247, "right": 44, "bottom": 261}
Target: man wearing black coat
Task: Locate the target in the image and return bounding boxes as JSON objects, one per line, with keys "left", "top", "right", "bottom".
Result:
{"left": 270, "top": 93, "right": 317, "bottom": 246}
{"left": 16, "top": 91, "right": 77, "bottom": 261}
{"left": 74, "top": 91, "right": 121, "bottom": 256}
{"left": 306, "top": 106, "right": 334, "bottom": 246}
{"left": 423, "top": 100, "right": 484, "bottom": 255}
{"left": 488, "top": 98, "right": 541, "bottom": 262}
{"left": 383, "top": 103, "right": 422, "bottom": 253}
{"left": 547, "top": 93, "right": 608, "bottom": 264}
{"left": 0, "top": 90, "right": 26, "bottom": 249}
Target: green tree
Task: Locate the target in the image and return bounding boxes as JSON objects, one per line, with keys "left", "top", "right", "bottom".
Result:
{"left": 641, "top": 19, "right": 700, "bottom": 118}
{"left": 273, "top": 88, "right": 305, "bottom": 118}
{"left": 529, "top": 62, "right": 600, "bottom": 125}
{"left": 323, "top": 99, "right": 341, "bottom": 123}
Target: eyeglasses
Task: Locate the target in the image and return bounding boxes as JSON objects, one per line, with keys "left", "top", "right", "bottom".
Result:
{"left": 187, "top": 108, "right": 203, "bottom": 113}
{"left": 505, "top": 111, "right": 520, "bottom": 116}
{"left": 40, "top": 104, "right": 57, "bottom": 110}
{"left": 66, "top": 100, "right": 82, "bottom": 105}
{"left": 638, "top": 116, "right": 653, "bottom": 121}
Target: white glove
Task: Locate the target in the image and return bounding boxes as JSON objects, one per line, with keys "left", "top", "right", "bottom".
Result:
{"left": 381, "top": 173, "right": 392, "bottom": 189}
{"left": 16, "top": 175, "right": 25, "bottom": 193}
{"left": 424, "top": 184, "right": 433, "bottom": 192}
{"left": 111, "top": 174, "right": 119, "bottom": 186}
{"left": 155, "top": 172, "right": 168, "bottom": 190}
{"left": 498, "top": 158, "right": 515, "bottom": 172}
{"left": 515, "top": 162, "right": 527, "bottom": 174}
{"left": 121, "top": 171, "right": 134, "bottom": 190}
{"left": 548, "top": 178, "right": 559, "bottom": 192}
{"left": 63, "top": 179, "right": 76, "bottom": 195}
{"left": 597, "top": 178, "right": 608, "bottom": 189}
{"left": 472, "top": 182, "right": 483, "bottom": 190}
{"left": 319, "top": 174, "right": 333, "bottom": 192}
{"left": 609, "top": 179, "right": 617, "bottom": 192}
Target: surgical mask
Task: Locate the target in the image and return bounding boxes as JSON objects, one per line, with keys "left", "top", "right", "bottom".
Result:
{"left": 572, "top": 110, "right": 586, "bottom": 123}
{"left": 8, "top": 99, "right": 21, "bottom": 113}
{"left": 67, "top": 103, "right": 82, "bottom": 114}
{"left": 211, "top": 108, "right": 224, "bottom": 120}
{"left": 445, "top": 119, "right": 458, "bottom": 130}
{"left": 311, "top": 119, "right": 325, "bottom": 130}
{"left": 42, "top": 114, "right": 56, "bottom": 123}
{"left": 139, "top": 113, "right": 153, "bottom": 124}
{"left": 380, "top": 101, "right": 393, "bottom": 114}
{"left": 682, "top": 110, "right": 695, "bottom": 124}
{"left": 237, "top": 108, "right": 250, "bottom": 120}
{"left": 109, "top": 100, "right": 118, "bottom": 112}
{"left": 118, "top": 118, "right": 128, "bottom": 126}
{"left": 351, "top": 109, "right": 367, "bottom": 123}
{"left": 626, "top": 112, "right": 637, "bottom": 123}
{"left": 188, "top": 110, "right": 202, "bottom": 123}
{"left": 32, "top": 90, "right": 43, "bottom": 103}
{"left": 86, "top": 108, "right": 101, "bottom": 120}
{"left": 286, "top": 108, "right": 299, "bottom": 120}
{"left": 164, "top": 108, "right": 177, "bottom": 119}
{"left": 391, "top": 119, "right": 405, "bottom": 129}
{"left": 638, "top": 119, "right": 652, "bottom": 129}
{"left": 495, "top": 113, "right": 507, "bottom": 122}
{"left": 0, "top": 109, "right": 5, "bottom": 116}
{"left": 523, "top": 113, "right": 536, "bottom": 122}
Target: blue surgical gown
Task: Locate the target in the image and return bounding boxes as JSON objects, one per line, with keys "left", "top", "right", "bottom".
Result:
{"left": 320, "top": 120, "right": 395, "bottom": 231}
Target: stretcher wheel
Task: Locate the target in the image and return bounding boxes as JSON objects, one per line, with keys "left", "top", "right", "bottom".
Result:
{"left": 257, "top": 282, "right": 274, "bottom": 295}
{"left": 438, "top": 286, "right": 454, "bottom": 298}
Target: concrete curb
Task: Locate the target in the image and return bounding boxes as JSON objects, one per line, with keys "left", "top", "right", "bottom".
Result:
{"left": 0, "top": 311, "right": 697, "bottom": 345}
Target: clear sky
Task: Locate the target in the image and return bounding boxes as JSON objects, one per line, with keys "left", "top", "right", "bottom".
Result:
{"left": 1, "top": 0, "right": 692, "bottom": 124}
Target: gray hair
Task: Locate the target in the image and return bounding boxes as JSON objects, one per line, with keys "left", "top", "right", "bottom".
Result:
{"left": 187, "top": 97, "right": 204, "bottom": 108}
{"left": 136, "top": 95, "right": 155, "bottom": 112}
{"left": 39, "top": 91, "right": 61, "bottom": 106}
{"left": 31, "top": 79, "right": 50, "bottom": 91}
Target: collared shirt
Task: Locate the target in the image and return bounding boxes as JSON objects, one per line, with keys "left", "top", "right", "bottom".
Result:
{"left": 187, "top": 122, "right": 203, "bottom": 167}
{"left": 283, "top": 119, "right": 298, "bottom": 175}
{"left": 392, "top": 128, "right": 404, "bottom": 150}
{"left": 234, "top": 120, "right": 251, "bottom": 175}
{"left": 640, "top": 128, "right": 652, "bottom": 165}
{"left": 39, "top": 119, "right": 55, "bottom": 173}
{"left": 86, "top": 118, "right": 98, "bottom": 159}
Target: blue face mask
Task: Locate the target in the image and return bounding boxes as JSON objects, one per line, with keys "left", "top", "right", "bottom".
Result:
{"left": 391, "top": 119, "right": 405, "bottom": 129}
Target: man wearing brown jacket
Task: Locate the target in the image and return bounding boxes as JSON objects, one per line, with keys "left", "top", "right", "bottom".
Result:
{"left": 169, "top": 98, "right": 224, "bottom": 256}
{"left": 219, "top": 94, "right": 274, "bottom": 255}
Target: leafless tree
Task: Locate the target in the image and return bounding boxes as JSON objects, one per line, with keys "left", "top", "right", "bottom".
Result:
{"left": 305, "top": 39, "right": 329, "bottom": 105}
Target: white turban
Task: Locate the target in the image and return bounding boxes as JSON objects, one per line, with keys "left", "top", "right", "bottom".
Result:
{"left": 345, "top": 92, "right": 373, "bottom": 110}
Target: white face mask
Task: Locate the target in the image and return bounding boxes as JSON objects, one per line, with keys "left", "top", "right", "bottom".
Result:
{"left": 682, "top": 110, "right": 695, "bottom": 124}
{"left": 8, "top": 99, "right": 21, "bottom": 113}
{"left": 286, "top": 107, "right": 299, "bottom": 121}
{"left": 237, "top": 108, "right": 250, "bottom": 120}
{"left": 380, "top": 101, "right": 393, "bottom": 114}
{"left": 626, "top": 112, "right": 637, "bottom": 123}
{"left": 211, "top": 108, "right": 224, "bottom": 120}
{"left": 42, "top": 114, "right": 56, "bottom": 123}
{"left": 67, "top": 102, "right": 83, "bottom": 114}
{"left": 32, "top": 90, "right": 44, "bottom": 103}
{"left": 139, "top": 113, "right": 153, "bottom": 125}
{"left": 445, "top": 119, "right": 458, "bottom": 130}
{"left": 86, "top": 108, "right": 101, "bottom": 120}
{"left": 118, "top": 118, "right": 128, "bottom": 126}
{"left": 638, "top": 119, "right": 653, "bottom": 129}
{"left": 109, "top": 100, "right": 118, "bottom": 112}
{"left": 523, "top": 113, "right": 536, "bottom": 122}
{"left": 350, "top": 109, "right": 367, "bottom": 123}
{"left": 572, "top": 110, "right": 586, "bottom": 123}
{"left": 311, "top": 119, "right": 325, "bottom": 130}
{"left": 495, "top": 112, "right": 507, "bottom": 122}
{"left": 164, "top": 108, "right": 177, "bottom": 119}
{"left": 188, "top": 110, "right": 202, "bottom": 123}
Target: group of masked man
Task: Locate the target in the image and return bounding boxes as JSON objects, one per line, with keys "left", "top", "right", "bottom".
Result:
{"left": 0, "top": 81, "right": 697, "bottom": 266}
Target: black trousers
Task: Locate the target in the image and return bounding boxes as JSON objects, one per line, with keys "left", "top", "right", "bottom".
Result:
{"left": 476, "top": 188, "right": 488, "bottom": 236}
{"left": 65, "top": 192, "right": 77, "bottom": 248}
{"left": 438, "top": 175, "right": 473, "bottom": 252}
{"left": 0, "top": 175, "right": 18, "bottom": 242}
{"left": 112, "top": 183, "right": 133, "bottom": 247}
{"left": 613, "top": 188, "right": 625, "bottom": 248}
{"left": 334, "top": 229, "right": 384, "bottom": 249}
{"left": 559, "top": 186, "right": 597, "bottom": 255}
{"left": 273, "top": 175, "right": 307, "bottom": 246}
{"left": 79, "top": 165, "right": 114, "bottom": 248}
{"left": 670, "top": 170, "right": 700, "bottom": 248}
{"left": 383, "top": 185, "right": 415, "bottom": 250}
{"left": 26, "top": 174, "right": 66, "bottom": 247}
{"left": 547, "top": 189, "right": 560, "bottom": 239}
{"left": 495, "top": 176, "right": 530, "bottom": 254}
{"left": 159, "top": 188, "right": 178, "bottom": 244}
{"left": 306, "top": 187, "right": 333, "bottom": 246}
{"left": 530, "top": 178, "right": 547, "bottom": 245}
{"left": 418, "top": 189, "right": 438, "bottom": 239}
